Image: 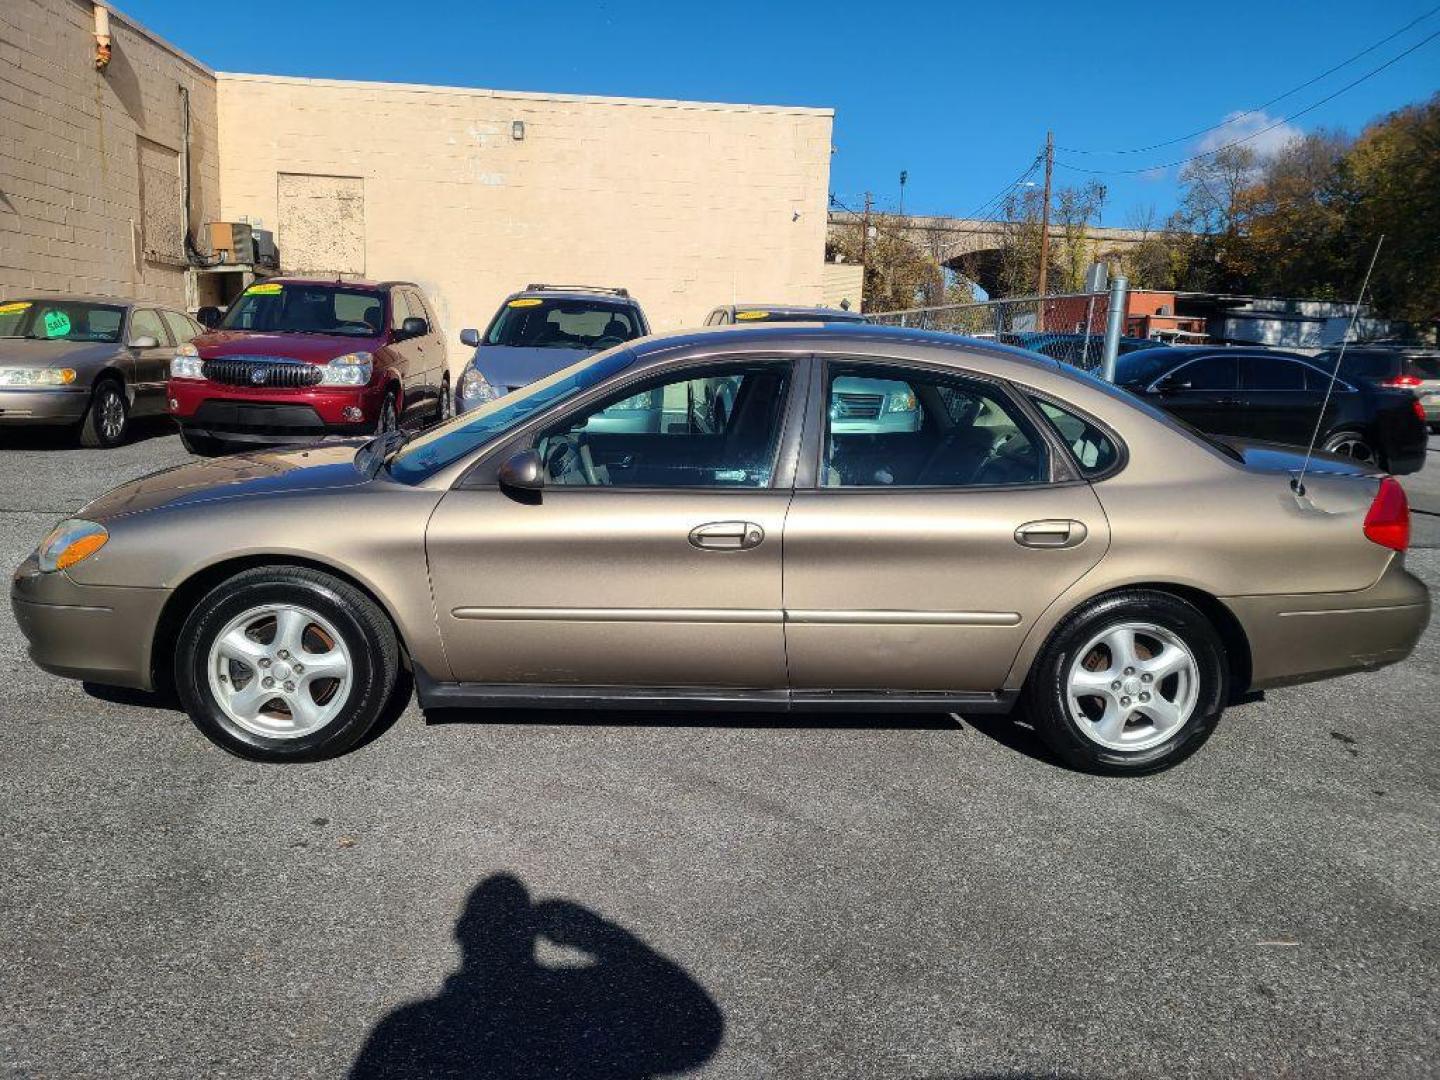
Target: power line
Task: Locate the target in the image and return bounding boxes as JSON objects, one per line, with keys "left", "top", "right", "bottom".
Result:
{"left": 960, "top": 153, "right": 1043, "bottom": 223}
{"left": 1057, "top": 5, "right": 1440, "bottom": 156}
{"left": 1055, "top": 27, "right": 1440, "bottom": 176}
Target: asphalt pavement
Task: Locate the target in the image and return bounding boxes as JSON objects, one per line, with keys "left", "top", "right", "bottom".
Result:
{"left": 0, "top": 426, "right": 1437, "bottom": 1080}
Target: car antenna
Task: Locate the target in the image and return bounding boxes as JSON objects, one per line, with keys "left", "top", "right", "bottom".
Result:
{"left": 1291, "top": 235, "right": 1384, "bottom": 498}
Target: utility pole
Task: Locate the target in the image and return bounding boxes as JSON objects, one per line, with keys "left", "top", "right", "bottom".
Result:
{"left": 898, "top": 170, "right": 908, "bottom": 216}
{"left": 1037, "top": 131, "right": 1054, "bottom": 329}
{"left": 859, "top": 191, "right": 873, "bottom": 266}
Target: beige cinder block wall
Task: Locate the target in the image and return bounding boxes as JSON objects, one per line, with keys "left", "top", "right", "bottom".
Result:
{"left": 0, "top": 0, "right": 220, "bottom": 303}
{"left": 217, "top": 74, "right": 833, "bottom": 375}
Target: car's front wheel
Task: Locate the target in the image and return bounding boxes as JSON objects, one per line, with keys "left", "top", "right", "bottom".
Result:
{"left": 174, "top": 566, "right": 401, "bottom": 761}
{"left": 79, "top": 377, "right": 129, "bottom": 448}
{"left": 1021, "top": 590, "right": 1228, "bottom": 775}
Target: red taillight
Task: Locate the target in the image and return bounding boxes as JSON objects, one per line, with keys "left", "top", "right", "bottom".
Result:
{"left": 1363, "top": 476, "right": 1410, "bottom": 552}
{"left": 1414, "top": 399, "right": 1427, "bottom": 422}
{"left": 1382, "top": 375, "right": 1423, "bottom": 388}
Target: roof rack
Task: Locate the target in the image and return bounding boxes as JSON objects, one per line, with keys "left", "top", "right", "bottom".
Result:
{"left": 525, "top": 284, "right": 630, "bottom": 298}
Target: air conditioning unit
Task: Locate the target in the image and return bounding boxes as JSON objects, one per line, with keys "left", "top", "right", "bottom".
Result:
{"left": 252, "top": 229, "right": 278, "bottom": 268}
{"left": 207, "top": 221, "right": 255, "bottom": 264}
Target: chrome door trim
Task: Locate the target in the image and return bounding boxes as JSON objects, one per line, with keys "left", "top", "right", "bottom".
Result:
{"left": 451, "top": 606, "right": 783, "bottom": 624}
{"left": 785, "top": 609, "right": 1021, "bottom": 626}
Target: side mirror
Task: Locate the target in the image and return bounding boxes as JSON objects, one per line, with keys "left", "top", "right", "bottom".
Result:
{"left": 400, "top": 317, "right": 429, "bottom": 340}
{"left": 196, "top": 306, "right": 223, "bottom": 329}
{"left": 498, "top": 448, "right": 544, "bottom": 492}
{"left": 459, "top": 328, "right": 481, "bottom": 348}
{"left": 129, "top": 335, "right": 158, "bottom": 349}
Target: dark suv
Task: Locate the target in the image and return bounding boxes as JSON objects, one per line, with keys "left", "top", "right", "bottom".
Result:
{"left": 168, "top": 278, "right": 448, "bottom": 455}
{"left": 1116, "top": 346, "right": 1428, "bottom": 474}
{"left": 455, "top": 285, "right": 648, "bottom": 412}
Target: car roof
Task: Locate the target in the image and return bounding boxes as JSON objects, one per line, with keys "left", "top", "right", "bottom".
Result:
{"left": 630, "top": 322, "right": 1062, "bottom": 372}
{"left": 2, "top": 293, "right": 140, "bottom": 308}
{"left": 722, "top": 304, "right": 866, "bottom": 321}
{"left": 509, "top": 285, "right": 635, "bottom": 304}
{"left": 263, "top": 277, "right": 403, "bottom": 291}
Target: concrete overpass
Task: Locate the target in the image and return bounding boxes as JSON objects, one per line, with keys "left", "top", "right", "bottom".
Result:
{"left": 826, "top": 211, "right": 1150, "bottom": 296}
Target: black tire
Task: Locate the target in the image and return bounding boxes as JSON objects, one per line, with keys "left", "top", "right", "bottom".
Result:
{"left": 178, "top": 427, "right": 233, "bottom": 457}
{"left": 1321, "top": 429, "right": 1378, "bottom": 467}
{"left": 79, "top": 377, "right": 129, "bottom": 448}
{"left": 436, "top": 374, "right": 453, "bottom": 425}
{"left": 376, "top": 389, "right": 399, "bottom": 434}
{"left": 174, "top": 566, "right": 402, "bottom": 762}
{"left": 1021, "top": 590, "right": 1228, "bottom": 776}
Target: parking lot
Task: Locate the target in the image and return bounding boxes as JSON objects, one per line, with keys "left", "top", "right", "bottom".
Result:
{"left": 1, "top": 427, "right": 1437, "bottom": 1079}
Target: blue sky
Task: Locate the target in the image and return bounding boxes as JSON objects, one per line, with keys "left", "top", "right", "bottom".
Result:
{"left": 125, "top": 0, "right": 1440, "bottom": 225}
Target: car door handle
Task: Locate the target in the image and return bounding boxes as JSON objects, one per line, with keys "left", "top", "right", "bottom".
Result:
{"left": 689, "top": 521, "right": 765, "bottom": 551}
{"left": 1014, "top": 519, "right": 1088, "bottom": 549}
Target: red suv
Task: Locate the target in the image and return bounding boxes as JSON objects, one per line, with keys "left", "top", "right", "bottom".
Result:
{"left": 168, "top": 278, "right": 449, "bottom": 455}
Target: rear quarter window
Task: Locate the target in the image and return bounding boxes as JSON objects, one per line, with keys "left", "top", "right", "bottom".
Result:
{"left": 1031, "top": 397, "right": 1122, "bottom": 477}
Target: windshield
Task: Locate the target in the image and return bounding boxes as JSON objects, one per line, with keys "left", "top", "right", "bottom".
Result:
{"left": 0, "top": 299, "right": 125, "bottom": 343}
{"left": 220, "top": 283, "right": 384, "bottom": 337}
{"left": 735, "top": 309, "right": 865, "bottom": 324}
{"left": 388, "top": 348, "right": 637, "bottom": 483}
{"left": 485, "top": 297, "right": 639, "bottom": 350}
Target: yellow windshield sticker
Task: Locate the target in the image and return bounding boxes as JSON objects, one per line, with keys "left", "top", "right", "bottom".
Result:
{"left": 42, "top": 310, "right": 72, "bottom": 337}
{"left": 0, "top": 301, "right": 32, "bottom": 314}
{"left": 735, "top": 310, "right": 770, "bottom": 320}
{"left": 508, "top": 297, "right": 544, "bottom": 308}
{"left": 246, "top": 282, "right": 283, "bottom": 295}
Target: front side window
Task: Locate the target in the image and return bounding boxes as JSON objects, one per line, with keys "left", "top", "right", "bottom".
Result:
{"left": 486, "top": 298, "right": 639, "bottom": 350}
{"left": 0, "top": 300, "right": 125, "bottom": 343}
{"left": 161, "top": 310, "right": 199, "bottom": 345}
{"left": 1166, "top": 355, "right": 1237, "bottom": 391}
{"left": 220, "top": 283, "right": 384, "bottom": 337}
{"left": 1032, "top": 397, "right": 1121, "bottom": 477}
{"left": 823, "top": 364, "right": 1044, "bottom": 488}
{"left": 534, "top": 363, "right": 790, "bottom": 488}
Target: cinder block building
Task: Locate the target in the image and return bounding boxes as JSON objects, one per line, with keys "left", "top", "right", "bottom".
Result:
{"left": 1, "top": 1, "right": 835, "bottom": 373}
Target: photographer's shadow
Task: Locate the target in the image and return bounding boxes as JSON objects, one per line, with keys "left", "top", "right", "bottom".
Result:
{"left": 349, "top": 874, "right": 724, "bottom": 1079}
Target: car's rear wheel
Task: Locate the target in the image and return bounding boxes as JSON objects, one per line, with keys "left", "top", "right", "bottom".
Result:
{"left": 1021, "top": 590, "right": 1227, "bottom": 775}
{"left": 79, "top": 377, "right": 129, "bottom": 448}
{"left": 1322, "top": 430, "right": 1379, "bottom": 467}
{"left": 174, "top": 566, "right": 401, "bottom": 761}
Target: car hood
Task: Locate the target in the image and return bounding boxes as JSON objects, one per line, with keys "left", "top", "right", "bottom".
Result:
{"left": 76, "top": 441, "right": 372, "bottom": 523}
{"left": 1224, "top": 438, "right": 1377, "bottom": 477}
{"left": 472, "top": 345, "right": 599, "bottom": 390}
{"left": 194, "top": 330, "right": 380, "bottom": 363}
{"left": 0, "top": 338, "right": 120, "bottom": 370}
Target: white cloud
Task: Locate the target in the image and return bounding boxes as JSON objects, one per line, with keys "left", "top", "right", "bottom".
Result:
{"left": 1196, "top": 110, "right": 1302, "bottom": 158}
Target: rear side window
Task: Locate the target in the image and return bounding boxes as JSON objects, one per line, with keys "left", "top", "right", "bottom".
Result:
{"left": 1407, "top": 356, "right": 1440, "bottom": 379}
{"left": 1240, "top": 356, "right": 1306, "bottom": 390}
{"left": 1031, "top": 398, "right": 1121, "bottom": 477}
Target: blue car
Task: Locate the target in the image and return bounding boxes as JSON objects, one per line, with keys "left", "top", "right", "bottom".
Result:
{"left": 456, "top": 285, "right": 650, "bottom": 412}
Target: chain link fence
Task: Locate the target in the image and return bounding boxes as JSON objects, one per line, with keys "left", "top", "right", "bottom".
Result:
{"left": 865, "top": 291, "right": 1120, "bottom": 372}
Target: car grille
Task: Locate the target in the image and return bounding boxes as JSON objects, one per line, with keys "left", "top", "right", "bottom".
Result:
{"left": 835, "top": 392, "right": 884, "bottom": 419}
{"left": 202, "top": 357, "right": 323, "bottom": 389}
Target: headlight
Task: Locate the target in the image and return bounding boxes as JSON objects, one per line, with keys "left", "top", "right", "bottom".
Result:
{"left": 170, "top": 343, "right": 204, "bottom": 380}
{"left": 0, "top": 367, "right": 78, "bottom": 387}
{"left": 318, "top": 352, "right": 373, "bottom": 387}
{"left": 36, "top": 519, "right": 109, "bottom": 573}
{"left": 886, "top": 389, "right": 917, "bottom": 413}
{"left": 460, "top": 365, "right": 501, "bottom": 406}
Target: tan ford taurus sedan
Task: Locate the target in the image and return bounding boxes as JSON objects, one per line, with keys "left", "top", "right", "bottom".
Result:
{"left": 11, "top": 326, "right": 1430, "bottom": 774}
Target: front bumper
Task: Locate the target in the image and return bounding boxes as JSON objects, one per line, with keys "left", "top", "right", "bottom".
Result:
{"left": 11, "top": 556, "right": 170, "bottom": 691}
{"left": 168, "top": 378, "right": 384, "bottom": 437}
{"left": 1223, "top": 558, "right": 1431, "bottom": 691}
{"left": 0, "top": 387, "right": 89, "bottom": 424}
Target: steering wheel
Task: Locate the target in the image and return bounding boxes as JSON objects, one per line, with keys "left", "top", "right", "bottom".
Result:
{"left": 593, "top": 335, "right": 626, "bottom": 350}
{"left": 543, "top": 434, "right": 599, "bottom": 485}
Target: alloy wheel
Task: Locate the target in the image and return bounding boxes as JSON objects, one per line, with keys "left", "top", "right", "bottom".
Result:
{"left": 1322, "top": 433, "right": 1376, "bottom": 464}
{"left": 206, "top": 603, "right": 353, "bottom": 739}
{"left": 98, "top": 387, "right": 126, "bottom": 442}
{"left": 1066, "top": 621, "right": 1200, "bottom": 752}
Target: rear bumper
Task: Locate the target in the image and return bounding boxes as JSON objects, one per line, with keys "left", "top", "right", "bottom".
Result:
{"left": 1223, "top": 559, "right": 1431, "bottom": 691}
{"left": 11, "top": 557, "right": 169, "bottom": 691}
{"left": 0, "top": 387, "right": 89, "bottom": 424}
